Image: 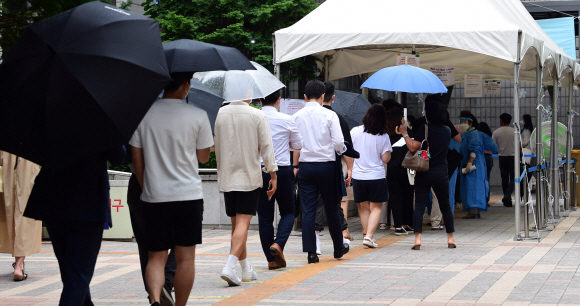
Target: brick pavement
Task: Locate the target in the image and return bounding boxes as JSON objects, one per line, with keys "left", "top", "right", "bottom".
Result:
{"left": 2, "top": 195, "right": 580, "bottom": 305}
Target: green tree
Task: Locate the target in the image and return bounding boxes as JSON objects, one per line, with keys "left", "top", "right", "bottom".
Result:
{"left": 0, "top": 0, "right": 130, "bottom": 58}
{"left": 142, "top": 0, "right": 320, "bottom": 83}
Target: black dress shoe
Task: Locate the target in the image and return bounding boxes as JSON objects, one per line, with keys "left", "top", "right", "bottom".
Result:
{"left": 343, "top": 141, "right": 360, "bottom": 159}
{"left": 334, "top": 243, "right": 349, "bottom": 259}
{"left": 307, "top": 253, "right": 319, "bottom": 264}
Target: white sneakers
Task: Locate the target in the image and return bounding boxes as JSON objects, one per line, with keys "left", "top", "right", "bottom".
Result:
{"left": 221, "top": 265, "right": 257, "bottom": 286}
{"left": 242, "top": 264, "right": 257, "bottom": 282}
{"left": 316, "top": 231, "right": 322, "bottom": 255}
{"left": 363, "top": 236, "right": 378, "bottom": 248}
{"left": 343, "top": 237, "right": 351, "bottom": 245}
{"left": 220, "top": 266, "right": 241, "bottom": 286}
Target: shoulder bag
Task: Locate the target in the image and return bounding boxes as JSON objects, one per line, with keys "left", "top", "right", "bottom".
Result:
{"left": 401, "top": 125, "right": 430, "bottom": 172}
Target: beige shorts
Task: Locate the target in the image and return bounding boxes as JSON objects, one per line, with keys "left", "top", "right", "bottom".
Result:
{"left": 342, "top": 185, "right": 354, "bottom": 202}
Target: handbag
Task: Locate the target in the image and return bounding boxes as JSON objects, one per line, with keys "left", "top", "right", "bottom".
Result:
{"left": 401, "top": 125, "right": 430, "bottom": 172}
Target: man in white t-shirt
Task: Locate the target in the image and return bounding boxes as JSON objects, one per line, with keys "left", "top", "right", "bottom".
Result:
{"left": 130, "top": 72, "right": 214, "bottom": 306}
{"left": 492, "top": 113, "right": 515, "bottom": 207}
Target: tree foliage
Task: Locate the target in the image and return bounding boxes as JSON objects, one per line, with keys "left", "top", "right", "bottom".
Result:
{"left": 143, "top": 0, "right": 320, "bottom": 83}
{"left": 0, "top": 0, "right": 104, "bottom": 56}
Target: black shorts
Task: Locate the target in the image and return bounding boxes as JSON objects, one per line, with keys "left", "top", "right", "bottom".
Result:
{"left": 142, "top": 199, "right": 204, "bottom": 251}
{"left": 224, "top": 188, "right": 261, "bottom": 217}
{"left": 352, "top": 178, "right": 389, "bottom": 203}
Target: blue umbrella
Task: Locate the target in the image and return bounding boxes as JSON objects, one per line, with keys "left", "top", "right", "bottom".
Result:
{"left": 361, "top": 65, "right": 448, "bottom": 94}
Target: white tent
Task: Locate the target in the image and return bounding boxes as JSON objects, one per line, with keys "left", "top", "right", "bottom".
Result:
{"left": 273, "top": 0, "right": 580, "bottom": 241}
{"left": 273, "top": 0, "right": 579, "bottom": 83}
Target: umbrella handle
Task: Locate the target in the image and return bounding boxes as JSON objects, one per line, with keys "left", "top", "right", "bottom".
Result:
{"left": 395, "top": 126, "right": 402, "bottom": 135}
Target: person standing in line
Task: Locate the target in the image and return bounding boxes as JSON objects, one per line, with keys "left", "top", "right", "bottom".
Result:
{"left": 215, "top": 91, "right": 278, "bottom": 286}
{"left": 478, "top": 122, "right": 496, "bottom": 204}
{"left": 0, "top": 152, "right": 41, "bottom": 282}
{"left": 25, "top": 145, "right": 126, "bottom": 305}
{"left": 399, "top": 98, "right": 456, "bottom": 250}
{"left": 458, "top": 110, "right": 496, "bottom": 219}
{"left": 125, "top": 142, "right": 176, "bottom": 306}
{"left": 292, "top": 80, "right": 351, "bottom": 264}
{"left": 351, "top": 104, "right": 392, "bottom": 248}
{"left": 521, "top": 114, "right": 534, "bottom": 150}
{"left": 130, "top": 72, "right": 214, "bottom": 306}
{"left": 257, "top": 91, "right": 302, "bottom": 270}
{"left": 492, "top": 113, "right": 516, "bottom": 207}
{"left": 321, "top": 82, "right": 355, "bottom": 241}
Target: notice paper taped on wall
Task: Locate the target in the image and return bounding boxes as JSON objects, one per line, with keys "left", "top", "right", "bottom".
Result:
{"left": 464, "top": 75, "right": 483, "bottom": 97}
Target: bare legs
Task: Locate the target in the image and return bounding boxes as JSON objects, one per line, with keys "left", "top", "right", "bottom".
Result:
{"left": 173, "top": 246, "right": 196, "bottom": 306}
{"left": 357, "top": 202, "right": 369, "bottom": 236}
{"left": 230, "top": 214, "right": 252, "bottom": 259}
{"left": 341, "top": 200, "right": 352, "bottom": 239}
{"left": 359, "top": 202, "right": 382, "bottom": 239}
{"left": 13, "top": 256, "right": 25, "bottom": 277}
{"left": 146, "top": 250, "right": 168, "bottom": 304}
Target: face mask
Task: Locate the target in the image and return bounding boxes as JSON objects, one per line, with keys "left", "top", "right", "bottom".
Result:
{"left": 460, "top": 123, "right": 470, "bottom": 131}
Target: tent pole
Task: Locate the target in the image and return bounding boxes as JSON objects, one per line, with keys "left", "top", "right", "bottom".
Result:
{"left": 272, "top": 34, "right": 280, "bottom": 80}
{"left": 514, "top": 32, "right": 522, "bottom": 241}
{"left": 551, "top": 64, "right": 560, "bottom": 219}
{"left": 535, "top": 55, "right": 545, "bottom": 230}
{"left": 565, "top": 72, "right": 573, "bottom": 213}
{"left": 324, "top": 56, "right": 329, "bottom": 82}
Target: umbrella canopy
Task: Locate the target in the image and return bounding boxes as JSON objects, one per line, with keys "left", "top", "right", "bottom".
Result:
{"left": 0, "top": 2, "right": 170, "bottom": 167}
{"left": 332, "top": 90, "right": 372, "bottom": 130}
{"left": 187, "top": 78, "right": 224, "bottom": 134}
{"left": 163, "top": 39, "right": 255, "bottom": 73}
{"left": 361, "top": 65, "right": 448, "bottom": 94}
{"left": 193, "top": 61, "right": 285, "bottom": 102}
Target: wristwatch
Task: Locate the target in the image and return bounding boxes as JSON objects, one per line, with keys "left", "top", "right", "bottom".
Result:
{"left": 403, "top": 134, "right": 409, "bottom": 138}
{"left": 293, "top": 165, "right": 299, "bottom": 169}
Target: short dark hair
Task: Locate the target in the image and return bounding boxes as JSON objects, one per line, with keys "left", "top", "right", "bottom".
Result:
{"left": 387, "top": 107, "right": 403, "bottom": 137}
{"left": 262, "top": 91, "right": 280, "bottom": 106}
{"left": 382, "top": 99, "right": 403, "bottom": 111}
{"left": 425, "top": 94, "right": 442, "bottom": 103}
{"left": 323, "top": 82, "right": 335, "bottom": 102}
{"left": 425, "top": 100, "right": 446, "bottom": 124}
{"left": 165, "top": 72, "right": 194, "bottom": 92}
{"left": 304, "top": 80, "right": 326, "bottom": 100}
{"left": 500, "top": 113, "right": 512, "bottom": 124}
{"left": 363, "top": 104, "right": 389, "bottom": 136}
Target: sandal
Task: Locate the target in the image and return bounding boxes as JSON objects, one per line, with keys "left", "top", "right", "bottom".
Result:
{"left": 411, "top": 244, "right": 421, "bottom": 250}
{"left": 13, "top": 262, "right": 28, "bottom": 281}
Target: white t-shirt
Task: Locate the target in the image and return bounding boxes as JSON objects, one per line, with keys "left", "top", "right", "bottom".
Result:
{"left": 129, "top": 99, "right": 214, "bottom": 203}
{"left": 350, "top": 125, "right": 392, "bottom": 180}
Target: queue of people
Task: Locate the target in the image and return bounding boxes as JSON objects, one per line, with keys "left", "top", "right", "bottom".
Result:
{"left": 0, "top": 74, "right": 534, "bottom": 306}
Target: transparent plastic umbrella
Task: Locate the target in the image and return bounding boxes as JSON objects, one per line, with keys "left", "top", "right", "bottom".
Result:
{"left": 193, "top": 61, "right": 285, "bottom": 102}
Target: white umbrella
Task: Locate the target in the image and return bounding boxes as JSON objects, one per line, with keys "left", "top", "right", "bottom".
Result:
{"left": 193, "top": 61, "right": 285, "bottom": 102}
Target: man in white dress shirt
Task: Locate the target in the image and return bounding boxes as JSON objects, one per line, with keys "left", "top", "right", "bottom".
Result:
{"left": 258, "top": 91, "right": 302, "bottom": 270}
{"left": 292, "top": 80, "right": 350, "bottom": 263}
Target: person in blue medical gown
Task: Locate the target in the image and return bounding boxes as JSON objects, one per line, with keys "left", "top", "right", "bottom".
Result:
{"left": 459, "top": 110, "right": 490, "bottom": 219}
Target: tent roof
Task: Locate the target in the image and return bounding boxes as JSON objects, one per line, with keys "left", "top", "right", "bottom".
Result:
{"left": 274, "top": 0, "right": 579, "bottom": 84}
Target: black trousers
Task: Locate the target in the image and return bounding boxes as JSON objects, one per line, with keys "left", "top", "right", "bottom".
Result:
{"left": 414, "top": 165, "right": 455, "bottom": 234}
{"left": 127, "top": 174, "right": 176, "bottom": 294}
{"left": 298, "top": 162, "right": 345, "bottom": 253}
{"left": 499, "top": 156, "right": 515, "bottom": 204}
{"left": 45, "top": 220, "right": 103, "bottom": 306}
{"left": 386, "top": 166, "right": 414, "bottom": 228}
{"left": 314, "top": 194, "right": 348, "bottom": 232}
{"left": 257, "top": 166, "right": 295, "bottom": 262}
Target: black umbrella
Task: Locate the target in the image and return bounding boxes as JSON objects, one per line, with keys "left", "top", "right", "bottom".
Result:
{"left": 0, "top": 2, "right": 170, "bottom": 167}
{"left": 332, "top": 90, "right": 372, "bottom": 130}
{"left": 163, "top": 39, "right": 255, "bottom": 73}
{"left": 187, "top": 78, "right": 224, "bottom": 134}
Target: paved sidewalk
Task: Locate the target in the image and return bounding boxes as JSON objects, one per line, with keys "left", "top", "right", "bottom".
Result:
{"left": 2, "top": 195, "right": 580, "bottom": 305}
